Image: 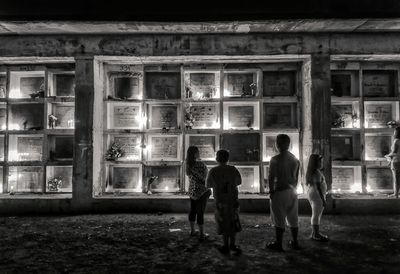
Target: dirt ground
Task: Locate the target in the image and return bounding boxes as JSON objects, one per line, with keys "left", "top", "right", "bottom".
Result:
{"left": 0, "top": 214, "right": 399, "bottom": 274}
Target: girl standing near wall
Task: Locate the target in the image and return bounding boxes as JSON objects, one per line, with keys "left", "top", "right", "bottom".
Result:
{"left": 306, "top": 154, "right": 329, "bottom": 242}
{"left": 186, "top": 146, "right": 211, "bottom": 241}
{"left": 385, "top": 127, "right": 400, "bottom": 199}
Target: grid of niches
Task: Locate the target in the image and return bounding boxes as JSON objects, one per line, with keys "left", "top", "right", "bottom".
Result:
{"left": 0, "top": 64, "right": 75, "bottom": 194}
{"left": 99, "top": 62, "right": 302, "bottom": 196}
{"left": 330, "top": 61, "right": 400, "bottom": 194}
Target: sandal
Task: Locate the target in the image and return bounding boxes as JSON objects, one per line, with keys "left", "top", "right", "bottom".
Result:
{"left": 266, "top": 241, "right": 284, "bottom": 252}
{"left": 311, "top": 234, "right": 329, "bottom": 242}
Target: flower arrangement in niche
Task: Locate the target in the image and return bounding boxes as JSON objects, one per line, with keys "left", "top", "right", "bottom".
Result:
{"left": 146, "top": 175, "right": 159, "bottom": 195}
{"left": 332, "top": 113, "right": 346, "bottom": 128}
{"left": 29, "top": 82, "right": 45, "bottom": 98}
{"left": 105, "top": 142, "right": 125, "bottom": 161}
{"left": 184, "top": 105, "right": 195, "bottom": 129}
{"left": 48, "top": 177, "right": 63, "bottom": 192}
{"left": 241, "top": 82, "right": 257, "bottom": 97}
{"left": 48, "top": 114, "right": 58, "bottom": 129}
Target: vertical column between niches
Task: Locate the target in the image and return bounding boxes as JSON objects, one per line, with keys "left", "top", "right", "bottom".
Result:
{"left": 72, "top": 56, "right": 95, "bottom": 210}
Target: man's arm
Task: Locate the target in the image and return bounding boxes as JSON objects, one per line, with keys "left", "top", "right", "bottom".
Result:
{"left": 206, "top": 169, "right": 214, "bottom": 189}
{"left": 268, "top": 159, "right": 276, "bottom": 194}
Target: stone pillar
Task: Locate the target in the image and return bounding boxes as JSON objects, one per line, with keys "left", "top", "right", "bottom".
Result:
{"left": 72, "top": 56, "right": 94, "bottom": 212}
{"left": 310, "top": 54, "right": 332, "bottom": 188}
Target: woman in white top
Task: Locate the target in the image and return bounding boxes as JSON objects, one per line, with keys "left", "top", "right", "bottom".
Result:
{"left": 385, "top": 127, "right": 400, "bottom": 198}
{"left": 306, "top": 154, "right": 328, "bottom": 242}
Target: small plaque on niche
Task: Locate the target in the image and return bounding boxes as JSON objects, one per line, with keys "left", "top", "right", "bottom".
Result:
{"left": 145, "top": 72, "right": 181, "bottom": 99}
{"left": 8, "top": 166, "right": 43, "bottom": 192}
{"left": 108, "top": 103, "right": 141, "bottom": 129}
{"left": 237, "top": 166, "right": 259, "bottom": 193}
{"left": 149, "top": 105, "right": 178, "bottom": 129}
{"left": 224, "top": 72, "right": 257, "bottom": 97}
{"left": 363, "top": 70, "right": 396, "bottom": 97}
{"left": 185, "top": 103, "right": 219, "bottom": 129}
{"left": 224, "top": 103, "right": 259, "bottom": 130}
{"left": 263, "top": 71, "right": 296, "bottom": 96}
{"left": 147, "top": 166, "right": 180, "bottom": 193}
{"left": 111, "top": 135, "right": 142, "bottom": 161}
{"left": 184, "top": 72, "right": 220, "bottom": 99}
{"left": 364, "top": 103, "right": 393, "bottom": 128}
{"left": 367, "top": 168, "right": 393, "bottom": 191}
{"left": 221, "top": 133, "right": 260, "bottom": 162}
{"left": 108, "top": 165, "right": 142, "bottom": 192}
{"left": 332, "top": 167, "right": 354, "bottom": 191}
{"left": 148, "top": 135, "right": 181, "bottom": 161}
{"left": 365, "top": 135, "right": 391, "bottom": 160}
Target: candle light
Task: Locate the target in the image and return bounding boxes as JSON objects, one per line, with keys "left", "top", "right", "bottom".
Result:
{"left": 350, "top": 183, "right": 362, "bottom": 193}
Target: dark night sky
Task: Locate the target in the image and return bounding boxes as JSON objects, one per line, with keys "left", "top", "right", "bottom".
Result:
{"left": 1, "top": 0, "right": 400, "bottom": 21}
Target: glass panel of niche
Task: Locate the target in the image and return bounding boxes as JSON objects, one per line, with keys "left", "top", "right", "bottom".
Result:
{"left": 331, "top": 71, "right": 359, "bottom": 97}
{"left": 50, "top": 73, "right": 75, "bottom": 97}
{"left": 331, "top": 166, "right": 362, "bottom": 193}
{"left": 107, "top": 102, "right": 142, "bottom": 130}
{"left": 0, "top": 167, "right": 3, "bottom": 193}
{"left": 363, "top": 70, "right": 397, "bottom": 97}
{"left": 185, "top": 134, "right": 219, "bottom": 161}
{"left": 236, "top": 166, "right": 260, "bottom": 193}
{"left": 148, "top": 104, "right": 179, "bottom": 130}
{"left": 366, "top": 168, "right": 393, "bottom": 192}
{"left": 223, "top": 102, "right": 260, "bottom": 130}
{"left": 223, "top": 71, "right": 258, "bottom": 97}
{"left": 145, "top": 72, "right": 181, "bottom": 99}
{"left": 221, "top": 133, "right": 260, "bottom": 162}
{"left": 106, "top": 164, "right": 142, "bottom": 193}
{"left": 0, "top": 135, "right": 4, "bottom": 161}
{"left": 48, "top": 135, "right": 73, "bottom": 161}
{"left": 263, "top": 165, "right": 270, "bottom": 193}
{"left": 0, "top": 74, "right": 6, "bottom": 98}
{"left": 331, "top": 102, "right": 360, "bottom": 129}
{"left": 9, "top": 71, "right": 45, "bottom": 98}
{"left": 365, "top": 133, "right": 392, "bottom": 161}
{"left": 106, "top": 134, "right": 142, "bottom": 161}
{"left": 146, "top": 166, "right": 180, "bottom": 193}
{"left": 263, "top": 103, "right": 297, "bottom": 129}
{"left": 147, "top": 134, "right": 182, "bottom": 161}
{"left": 331, "top": 133, "right": 361, "bottom": 161}
{"left": 263, "top": 71, "right": 296, "bottom": 97}
{"left": 0, "top": 103, "right": 6, "bottom": 130}
{"left": 109, "top": 72, "right": 143, "bottom": 100}
{"left": 8, "top": 166, "right": 44, "bottom": 193}
{"left": 8, "top": 134, "right": 43, "bottom": 161}
{"left": 8, "top": 103, "right": 44, "bottom": 130}
{"left": 48, "top": 103, "right": 75, "bottom": 129}
{"left": 364, "top": 102, "right": 398, "bottom": 128}
{"left": 184, "top": 102, "right": 220, "bottom": 129}
{"left": 184, "top": 71, "right": 220, "bottom": 100}
{"left": 46, "top": 166, "right": 72, "bottom": 193}
{"left": 263, "top": 132, "right": 300, "bottom": 161}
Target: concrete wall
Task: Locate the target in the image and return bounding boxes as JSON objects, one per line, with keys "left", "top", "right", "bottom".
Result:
{"left": 1, "top": 30, "right": 400, "bottom": 215}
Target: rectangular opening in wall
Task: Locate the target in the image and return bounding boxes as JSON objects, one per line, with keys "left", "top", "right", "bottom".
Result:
{"left": 185, "top": 134, "right": 219, "bottom": 161}
{"left": 184, "top": 102, "right": 220, "bottom": 129}
{"left": 364, "top": 101, "right": 398, "bottom": 128}
{"left": 221, "top": 133, "right": 260, "bottom": 162}
{"left": 8, "top": 166, "right": 44, "bottom": 193}
{"left": 148, "top": 104, "right": 179, "bottom": 130}
{"left": 9, "top": 71, "right": 45, "bottom": 99}
{"left": 146, "top": 166, "right": 180, "bottom": 193}
{"left": 106, "top": 164, "right": 142, "bottom": 193}
{"left": 366, "top": 167, "right": 393, "bottom": 192}
{"left": 223, "top": 71, "right": 258, "bottom": 97}
{"left": 223, "top": 102, "right": 260, "bottom": 130}
{"left": 8, "top": 103, "right": 44, "bottom": 130}
{"left": 147, "top": 134, "right": 181, "bottom": 161}
{"left": 331, "top": 166, "right": 362, "bottom": 193}
{"left": 331, "top": 102, "right": 360, "bottom": 129}
{"left": 46, "top": 166, "right": 72, "bottom": 193}
{"left": 184, "top": 71, "right": 220, "bottom": 99}
{"left": 109, "top": 72, "right": 142, "bottom": 100}
{"left": 48, "top": 103, "right": 75, "bottom": 129}
{"left": 263, "top": 71, "right": 296, "bottom": 97}
{"left": 236, "top": 166, "right": 260, "bottom": 193}
{"left": 145, "top": 72, "right": 181, "bottom": 99}
{"left": 363, "top": 70, "right": 397, "bottom": 97}
{"left": 263, "top": 103, "right": 297, "bottom": 129}
{"left": 106, "top": 102, "right": 142, "bottom": 130}
{"left": 53, "top": 73, "right": 75, "bottom": 97}
{"left": 49, "top": 135, "right": 73, "bottom": 161}
{"left": 8, "top": 134, "right": 43, "bottom": 161}
{"left": 331, "top": 71, "right": 359, "bottom": 97}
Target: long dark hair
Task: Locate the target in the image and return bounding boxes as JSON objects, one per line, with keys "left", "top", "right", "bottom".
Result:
{"left": 186, "top": 146, "right": 199, "bottom": 175}
{"left": 395, "top": 127, "right": 400, "bottom": 139}
{"left": 306, "top": 154, "right": 322, "bottom": 185}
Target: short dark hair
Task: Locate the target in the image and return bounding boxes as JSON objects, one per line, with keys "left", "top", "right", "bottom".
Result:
{"left": 276, "top": 134, "right": 291, "bottom": 152}
{"left": 216, "top": 149, "right": 229, "bottom": 163}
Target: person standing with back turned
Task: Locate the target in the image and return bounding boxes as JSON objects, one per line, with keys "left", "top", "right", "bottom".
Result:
{"left": 267, "top": 134, "right": 301, "bottom": 251}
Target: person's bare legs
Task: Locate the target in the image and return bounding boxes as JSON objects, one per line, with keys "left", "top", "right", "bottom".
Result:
{"left": 190, "top": 221, "right": 196, "bottom": 235}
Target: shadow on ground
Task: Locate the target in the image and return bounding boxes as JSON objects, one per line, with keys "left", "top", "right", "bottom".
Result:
{"left": 0, "top": 214, "right": 399, "bottom": 273}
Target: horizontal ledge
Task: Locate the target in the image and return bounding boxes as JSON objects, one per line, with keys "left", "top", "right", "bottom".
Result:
{"left": 4, "top": 19, "right": 400, "bottom": 35}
